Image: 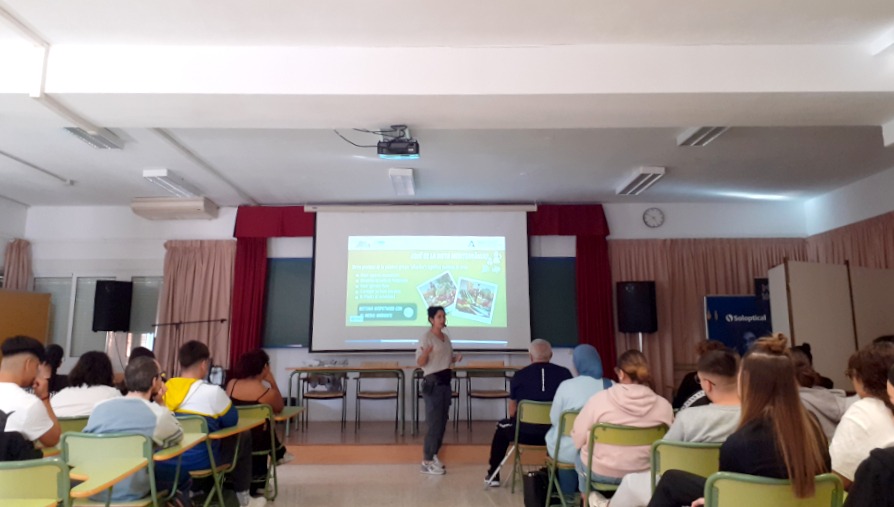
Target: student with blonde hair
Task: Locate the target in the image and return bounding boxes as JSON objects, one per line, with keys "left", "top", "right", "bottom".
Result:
{"left": 571, "top": 349, "right": 673, "bottom": 497}
{"left": 648, "top": 334, "right": 830, "bottom": 507}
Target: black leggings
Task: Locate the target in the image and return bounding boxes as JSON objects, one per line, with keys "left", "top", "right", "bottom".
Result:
{"left": 647, "top": 470, "right": 707, "bottom": 507}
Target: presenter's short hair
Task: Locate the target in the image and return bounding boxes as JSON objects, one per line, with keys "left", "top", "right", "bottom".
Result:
{"left": 179, "top": 340, "right": 210, "bottom": 369}
{"left": 427, "top": 306, "right": 445, "bottom": 320}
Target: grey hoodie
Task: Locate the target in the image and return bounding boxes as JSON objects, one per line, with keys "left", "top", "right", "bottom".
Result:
{"left": 799, "top": 386, "right": 854, "bottom": 439}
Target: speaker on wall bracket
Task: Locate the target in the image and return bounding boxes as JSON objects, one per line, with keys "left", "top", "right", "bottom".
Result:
{"left": 92, "top": 280, "right": 133, "bottom": 332}
{"left": 616, "top": 281, "right": 657, "bottom": 350}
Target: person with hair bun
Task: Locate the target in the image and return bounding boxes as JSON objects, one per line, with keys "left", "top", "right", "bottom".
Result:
{"left": 43, "top": 344, "right": 68, "bottom": 394}
{"left": 571, "top": 349, "right": 673, "bottom": 496}
{"left": 648, "top": 334, "right": 830, "bottom": 507}
{"left": 829, "top": 341, "right": 894, "bottom": 489}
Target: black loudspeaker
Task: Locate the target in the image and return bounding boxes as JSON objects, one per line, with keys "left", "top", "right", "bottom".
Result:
{"left": 92, "top": 280, "right": 133, "bottom": 332}
{"left": 616, "top": 281, "right": 658, "bottom": 333}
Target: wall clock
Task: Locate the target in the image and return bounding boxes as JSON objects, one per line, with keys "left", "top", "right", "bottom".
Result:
{"left": 643, "top": 207, "right": 665, "bottom": 228}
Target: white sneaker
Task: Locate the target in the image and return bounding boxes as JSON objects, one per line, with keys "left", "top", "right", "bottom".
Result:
{"left": 588, "top": 491, "right": 610, "bottom": 507}
{"left": 276, "top": 451, "right": 295, "bottom": 465}
{"left": 237, "top": 491, "right": 267, "bottom": 507}
{"left": 420, "top": 461, "right": 446, "bottom": 475}
{"left": 432, "top": 454, "right": 446, "bottom": 470}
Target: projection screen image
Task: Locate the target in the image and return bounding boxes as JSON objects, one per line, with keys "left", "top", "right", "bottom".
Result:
{"left": 312, "top": 210, "right": 531, "bottom": 352}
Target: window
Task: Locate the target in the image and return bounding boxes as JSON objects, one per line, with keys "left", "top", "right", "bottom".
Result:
{"left": 130, "top": 276, "right": 162, "bottom": 350}
{"left": 34, "top": 277, "right": 74, "bottom": 347}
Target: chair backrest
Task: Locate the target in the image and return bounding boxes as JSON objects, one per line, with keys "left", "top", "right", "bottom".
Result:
{"left": 589, "top": 423, "right": 668, "bottom": 447}
{"left": 177, "top": 414, "right": 210, "bottom": 434}
{"left": 62, "top": 431, "right": 153, "bottom": 469}
{"left": 0, "top": 457, "right": 71, "bottom": 506}
{"left": 235, "top": 403, "right": 274, "bottom": 423}
{"left": 517, "top": 400, "right": 552, "bottom": 425}
{"left": 466, "top": 361, "right": 511, "bottom": 380}
{"left": 359, "top": 362, "right": 400, "bottom": 379}
{"left": 650, "top": 440, "right": 722, "bottom": 489}
{"left": 704, "top": 472, "right": 844, "bottom": 507}
{"left": 549, "top": 410, "right": 580, "bottom": 465}
{"left": 468, "top": 360, "right": 504, "bottom": 367}
{"left": 59, "top": 416, "right": 89, "bottom": 434}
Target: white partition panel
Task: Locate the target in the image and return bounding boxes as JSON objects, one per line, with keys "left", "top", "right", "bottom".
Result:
{"left": 850, "top": 266, "right": 894, "bottom": 350}
{"left": 786, "top": 261, "right": 856, "bottom": 389}
{"left": 768, "top": 263, "right": 790, "bottom": 337}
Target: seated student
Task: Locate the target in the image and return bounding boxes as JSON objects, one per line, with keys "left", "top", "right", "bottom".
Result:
{"left": 792, "top": 347, "right": 852, "bottom": 440}
{"left": 51, "top": 351, "right": 121, "bottom": 418}
{"left": 648, "top": 335, "right": 830, "bottom": 507}
{"left": 484, "top": 339, "right": 572, "bottom": 486}
{"left": 672, "top": 340, "right": 726, "bottom": 410}
{"left": 571, "top": 350, "right": 674, "bottom": 497}
{"left": 843, "top": 364, "right": 894, "bottom": 507}
{"left": 43, "top": 344, "right": 69, "bottom": 395}
{"left": 163, "top": 340, "right": 265, "bottom": 507}
{"left": 84, "top": 356, "right": 185, "bottom": 504}
{"left": 597, "top": 349, "right": 741, "bottom": 507}
{"left": 830, "top": 341, "right": 894, "bottom": 490}
{"left": 545, "top": 344, "right": 613, "bottom": 497}
{"left": 792, "top": 343, "right": 834, "bottom": 389}
{"left": 117, "top": 346, "right": 158, "bottom": 396}
{"left": 226, "top": 350, "right": 291, "bottom": 494}
{"left": 0, "top": 336, "right": 61, "bottom": 448}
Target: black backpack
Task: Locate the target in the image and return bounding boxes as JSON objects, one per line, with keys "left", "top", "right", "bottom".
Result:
{"left": 0, "top": 409, "right": 43, "bottom": 461}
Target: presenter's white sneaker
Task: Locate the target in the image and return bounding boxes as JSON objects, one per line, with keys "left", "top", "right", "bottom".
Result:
{"left": 420, "top": 461, "right": 446, "bottom": 475}
{"left": 432, "top": 454, "right": 446, "bottom": 470}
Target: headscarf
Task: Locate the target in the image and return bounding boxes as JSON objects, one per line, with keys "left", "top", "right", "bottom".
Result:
{"left": 573, "top": 344, "right": 605, "bottom": 380}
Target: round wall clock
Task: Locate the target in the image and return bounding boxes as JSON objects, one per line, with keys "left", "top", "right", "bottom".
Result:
{"left": 642, "top": 207, "right": 665, "bottom": 228}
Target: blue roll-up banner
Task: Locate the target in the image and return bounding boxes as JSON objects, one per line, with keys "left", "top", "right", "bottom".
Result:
{"left": 705, "top": 295, "right": 772, "bottom": 355}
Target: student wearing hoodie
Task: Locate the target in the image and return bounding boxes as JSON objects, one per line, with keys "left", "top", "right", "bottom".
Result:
{"left": 791, "top": 348, "right": 853, "bottom": 440}
{"left": 161, "top": 340, "right": 265, "bottom": 507}
{"left": 571, "top": 349, "right": 674, "bottom": 494}
{"left": 545, "top": 344, "right": 613, "bottom": 496}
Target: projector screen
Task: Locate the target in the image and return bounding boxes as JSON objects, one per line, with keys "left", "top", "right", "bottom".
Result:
{"left": 312, "top": 210, "right": 532, "bottom": 352}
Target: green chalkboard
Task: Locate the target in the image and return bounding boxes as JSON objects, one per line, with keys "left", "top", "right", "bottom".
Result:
{"left": 529, "top": 257, "right": 579, "bottom": 348}
{"left": 263, "top": 258, "right": 312, "bottom": 348}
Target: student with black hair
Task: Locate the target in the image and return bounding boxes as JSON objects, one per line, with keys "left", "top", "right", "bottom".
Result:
{"left": 43, "top": 344, "right": 68, "bottom": 394}
{"left": 51, "top": 350, "right": 121, "bottom": 417}
{"left": 0, "top": 336, "right": 61, "bottom": 447}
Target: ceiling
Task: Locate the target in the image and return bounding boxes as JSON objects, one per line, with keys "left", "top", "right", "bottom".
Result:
{"left": 1, "top": 1, "right": 894, "bottom": 208}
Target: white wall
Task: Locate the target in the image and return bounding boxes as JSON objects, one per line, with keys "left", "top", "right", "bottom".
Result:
{"left": 805, "top": 165, "right": 894, "bottom": 236}
{"left": 26, "top": 206, "right": 237, "bottom": 276}
{"left": 0, "top": 197, "right": 28, "bottom": 268}
{"left": 604, "top": 201, "right": 808, "bottom": 239}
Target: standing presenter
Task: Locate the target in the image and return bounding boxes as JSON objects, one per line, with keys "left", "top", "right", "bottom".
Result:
{"left": 417, "top": 305, "right": 462, "bottom": 475}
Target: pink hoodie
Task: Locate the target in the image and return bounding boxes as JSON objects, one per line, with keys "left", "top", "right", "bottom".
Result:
{"left": 571, "top": 383, "right": 674, "bottom": 478}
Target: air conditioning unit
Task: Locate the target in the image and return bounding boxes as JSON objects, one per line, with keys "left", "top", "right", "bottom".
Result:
{"left": 130, "top": 197, "right": 219, "bottom": 220}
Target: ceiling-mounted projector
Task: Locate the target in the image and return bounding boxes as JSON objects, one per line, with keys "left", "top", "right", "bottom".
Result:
{"left": 378, "top": 138, "right": 420, "bottom": 159}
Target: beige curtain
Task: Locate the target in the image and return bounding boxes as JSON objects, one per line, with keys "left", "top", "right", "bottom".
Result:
{"left": 806, "top": 211, "right": 894, "bottom": 269}
{"left": 609, "top": 238, "right": 807, "bottom": 398}
{"left": 3, "top": 239, "right": 33, "bottom": 291}
{"left": 155, "top": 240, "right": 236, "bottom": 375}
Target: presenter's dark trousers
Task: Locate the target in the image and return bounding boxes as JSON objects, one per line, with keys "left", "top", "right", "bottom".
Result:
{"left": 647, "top": 469, "right": 706, "bottom": 507}
{"left": 487, "top": 419, "right": 548, "bottom": 476}
{"left": 422, "top": 380, "right": 452, "bottom": 461}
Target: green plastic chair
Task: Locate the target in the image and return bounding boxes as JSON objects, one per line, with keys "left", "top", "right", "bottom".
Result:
{"left": 0, "top": 457, "right": 71, "bottom": 507}
{"left": 703, "top": 472, "right": 844, "bottom": 507}
{"left": 234, "top": 404, "right": 280, "bottom": 501}
{"left": 59, "top": 416, "right": 90, "bottom": 435}
{"left": 544, "top": 410, "right": 579, "bottom": 507}
{"left": 62, "top": 431, "right": 159, "bottom": 507}
{"left": 509, "top": 400, "right": 552, "bottom": 493}
{"left": 650, "top": 440, "right": 722, "bottom": 491}
{"left": 176, "top": 415, "right": 229, "bottom": 507}
{"left": 583, "top": 423, "right": 668, "bottom": 500}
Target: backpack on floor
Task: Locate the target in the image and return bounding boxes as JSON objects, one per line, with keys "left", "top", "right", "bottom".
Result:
{"left": 523, "top": 467, "right": 549, "bottom": 507}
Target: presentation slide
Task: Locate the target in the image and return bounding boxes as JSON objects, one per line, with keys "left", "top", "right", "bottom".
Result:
{"left": 346, "top": 236, "right": 506, "bottom": 327}
{"left": 312, "top": 210, "right": 532, "bottom": 352}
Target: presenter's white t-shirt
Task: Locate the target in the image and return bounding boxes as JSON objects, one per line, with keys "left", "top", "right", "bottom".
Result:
{"left": 416, "top": 330, "right": 453, "bottom": 376}
{"left": 51, "top": 384, "right": 122, "bottom": 418}
{"left": 0, "top": 382, "right": 54, "bottom": 441}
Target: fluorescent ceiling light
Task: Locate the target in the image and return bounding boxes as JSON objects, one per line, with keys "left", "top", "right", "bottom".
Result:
{"left": 677, "top": 127, "right": 729, "bottom": 147}
{"left": 717, "top": 191, "right": 791, "bottom": 201}
{"left": 64, "top": 127, "right": 124, "bottom": 150}
{"left": 616, "top": 166, "right": 665, "bottom": 196}
{"left": 388, "top": 167, "right": 415, "bottom": 196}
{"left": 142, "top": 168, "right": 201, "bottom": 198}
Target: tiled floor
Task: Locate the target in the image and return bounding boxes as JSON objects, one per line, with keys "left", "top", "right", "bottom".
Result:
{"left": 271, "top": 463, "right": 529, "bottom": 506}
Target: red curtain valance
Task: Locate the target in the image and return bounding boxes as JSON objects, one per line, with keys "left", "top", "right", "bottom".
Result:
{"left": 234, "top": 206, "right": 315, "bottom": 238}
{"left": 527, "top": 204, "right": 609, "bottom": 236}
